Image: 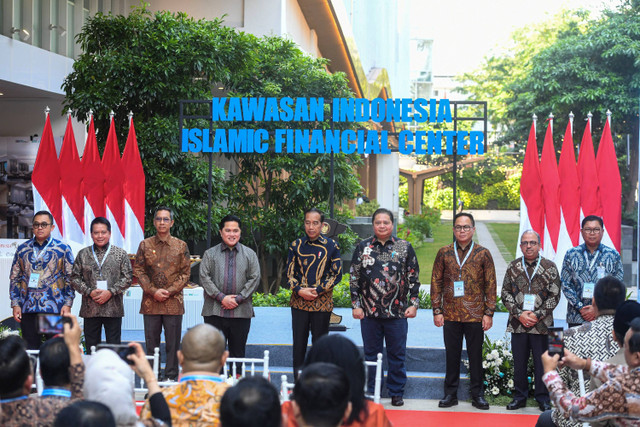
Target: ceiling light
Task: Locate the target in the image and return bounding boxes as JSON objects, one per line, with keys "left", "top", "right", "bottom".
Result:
{"left": 49, "top": 24, "right": 67, "bottom": 37}
{"left": 10, "top": 27, "right": 31, "bottom": 41}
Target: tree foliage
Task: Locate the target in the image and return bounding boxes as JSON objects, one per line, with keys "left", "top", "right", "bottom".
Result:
{"left": 62, "top": 5, "right": 253, "bottom": 239}
{"left": 460, "top": 2, "right": 640, "bottom": 212}
{"left": 223, "top": 36, "right": 363, "bottom": 293}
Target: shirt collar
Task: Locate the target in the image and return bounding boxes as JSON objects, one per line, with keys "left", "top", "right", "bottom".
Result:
{"left": 581, "top": 243, "right": 603, "bottom": 254}
{"left": 93, "top": 242, "right": 110, "bottom": 253}
{"left": 153, "top": 234, "right": 172, "bottom": 246}
{"left": 33, "top": 237, "right": 51, "bottom": 249}
{"left": 303, "top": 235, "right": 326, "bottom": 245}
{"left": 455, "top": 240, "right": 472, "bottom": 252}
{"left": 372, "top": 236, "right": 395, "bottom": 246}
{"left": 221, "top": 243, "right": 237, "bottom": 252}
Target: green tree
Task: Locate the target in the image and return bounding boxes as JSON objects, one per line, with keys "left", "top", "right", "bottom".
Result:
{"left": 223, "top": 36, "right": 363, "bottom": 293}
{"left": 62, "top": 5, "right": 254, "bottom": 239}
{"left": 461, "top": 2, "right": 640, "bottom": 213}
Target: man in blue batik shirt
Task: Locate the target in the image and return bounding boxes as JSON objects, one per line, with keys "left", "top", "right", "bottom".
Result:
{"left": 561, "top": 215, "right": 623, "bottom": 327}
{"left": 9, "top": 211, "right": 75, "bottom": 349}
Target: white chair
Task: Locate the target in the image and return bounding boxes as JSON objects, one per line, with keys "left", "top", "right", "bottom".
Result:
{"left": 223, "top": 350, "right": 270, "bottom": 386}
{"left": 280, "top": 374, "right": 294, "bottom": 401}
{"left": 364, "top": 353, "right": 383, "bottom": 404}
{"left": 26, "top": 349, "right": 43, "bottom": 395}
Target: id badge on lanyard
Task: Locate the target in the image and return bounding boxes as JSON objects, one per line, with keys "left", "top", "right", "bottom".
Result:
{"left": 453, "top": 241, "right": 473, "bottom": 298}
{"left": 28, "top": 271, "right": 42, "bottom": 289}
{"left": 523, "top": 294, "right": 535, "bottom": 311}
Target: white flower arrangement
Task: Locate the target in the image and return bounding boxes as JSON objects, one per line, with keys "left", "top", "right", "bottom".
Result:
{"left": 464, "top": 335, "right": 528, "bottom": 398}
{"left": 0, "top": 327, "right": 20, "bottom": 340}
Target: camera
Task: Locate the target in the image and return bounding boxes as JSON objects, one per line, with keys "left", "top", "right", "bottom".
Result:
{"left": 37, "top": 314, "right": 71, "bottom": 334}
{"left": 548, "top": 327, "right": 564, "bottom": 357}
{"left": 95, "top": 344, "right": 136, "bottom": 365}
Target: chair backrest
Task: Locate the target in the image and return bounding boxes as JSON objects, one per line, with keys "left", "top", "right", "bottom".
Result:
{"left": 364, "top": 353, "right": 383, "bottom": 404}
{"left": 223, "top": 350, "right": 270, "bottom": 386}
{"left": 26, "top": 349, "right": 43, "bottom": 395}
{"left": 280, "top": 374, "right": 294, "bottom": 402}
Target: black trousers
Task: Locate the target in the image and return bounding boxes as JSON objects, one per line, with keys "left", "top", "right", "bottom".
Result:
{"left": 291, "top": 308, "right": 331, "bottom": 379}
{"left": 83, "top": 317, "right": 122, "bottom": 352}
{"left": 21, "top": 313, "right": 55, "bottom": 350}
{"left": 143, "top": 314, "right": 182, "bottom": 379}
{"left": 203, "top": 315, "right": 251, "bottom": 357}
{"left": 443, "top": 320, "right": 484, "bottom": 397}
{"left": 512, "top": 333, "right": 549, "bottom": 403}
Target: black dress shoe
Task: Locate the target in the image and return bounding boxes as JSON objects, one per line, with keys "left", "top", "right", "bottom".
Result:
{"left": 391, "top": 396, "right": 404, "bottom": 407}
{"left": 538, "top": 401, "right": 552, "bottom": 411}
{"left": 471, "top": 395, "right": 490, "bottom": 410}
{"left": 438, "top": 394, "right": 458, "bottom": 408}
{"left": 506, "top": 399, "right": 526, "bottom": 410}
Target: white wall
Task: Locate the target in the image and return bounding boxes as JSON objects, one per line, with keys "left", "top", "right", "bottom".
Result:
{"left": 376, "top": 152, "right": 400, "bottom": 214}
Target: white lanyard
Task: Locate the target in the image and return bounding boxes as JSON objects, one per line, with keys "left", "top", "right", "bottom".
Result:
{"left": 454, "top": 241, "right": 474, "bottom": 278}
{"left": 92, "top": 244, "right": 112, "bottom": 277}
{"left": 583, "top": 249, "right": 600, "bottom": 271}
{"left": 33, "top": 238, "right": 52, "bottom": 262}
{"left": 522, "top": 256, "right": 541, "bottom": 284}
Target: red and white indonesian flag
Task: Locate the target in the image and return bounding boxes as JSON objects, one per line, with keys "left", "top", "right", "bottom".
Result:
{"left": 102, "top": 117, "right": 126, "bottom": 248}
{"left": 596, "top": 119, "right": 621, "bottom": 252}
{"left": 81, "top": 116, "right": 105, "bottom": 246}
{"left": 517, "top": 122, "right": 545, "bottom": 258}
{"left": 577, "top": 121, "right": 602, "bottom": 236}
{"left": 557, "top": 121, "right": 581, "bottom": 264}
{"left": 540, "top": 121, "right": 560, "bottom": 260}
{"left": 122, "top": 117, "right": 145, "bottom": 254}
{"left": 59, "top": 116, "right": 84, "bottom": 247}
{"left": 32, "top": 113, "right": 63, "bottom": 240}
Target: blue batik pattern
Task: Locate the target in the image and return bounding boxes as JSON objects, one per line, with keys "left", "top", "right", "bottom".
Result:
{"left": 561, "top": 243, "right": 623, "bottom": 324}
{"left": 10, "top": 237, "right": 75, "bottom": 313}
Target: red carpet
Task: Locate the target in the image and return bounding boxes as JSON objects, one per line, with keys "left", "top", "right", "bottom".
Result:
{"left": 387, "top": 409, "right": 539, "bottom": 426}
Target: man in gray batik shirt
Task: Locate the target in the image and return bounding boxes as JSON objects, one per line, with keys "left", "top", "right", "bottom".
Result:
{"left": 200, "top": 214, "right": 260, "bottom": 363}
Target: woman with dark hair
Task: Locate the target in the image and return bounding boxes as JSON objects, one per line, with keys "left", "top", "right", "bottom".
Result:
{"left": 281, "top": 334, "right": 392, "bottom": 427}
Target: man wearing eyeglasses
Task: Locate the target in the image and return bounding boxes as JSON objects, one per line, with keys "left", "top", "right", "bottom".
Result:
{"left": 134, "top": 206, "right": 190, "bottom": 381}
{"left": 431, "top": 212, "right": 497, "bottom": 410}
{"left": 501, "top": 230, "right": 560, "bottom": 411}
{"left": 561, "top": 215, "right": 623, "bottom": 327}
{"left": 9, "top": 211, "right": 75, "bottom": 349}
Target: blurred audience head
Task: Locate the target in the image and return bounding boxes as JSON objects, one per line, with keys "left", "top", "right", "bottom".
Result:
{"left": 220, "top": 376, "right": 281, "bottom": 427}
{"left": 613, "top": 300, "right": 640, "bottom": 346}
{"left": 292, "top": 362, "right": 351, "bottom": 427}
{"left": 179, "top": 323, "right": 228, "bottom": 373}
{"left": 593, "top": 276, "right": 625, "bottom": 313}
{"left": 303, "top": 334, "right": 366, "bottom": 424}
{"left": 39, "top": 337, "right": 70, "bottom": 387}
{"left": 54, "top": 400, "right": 115, "bottom": 427}
{"left": 0, "top": 335, "right": 31, "bottom": 399}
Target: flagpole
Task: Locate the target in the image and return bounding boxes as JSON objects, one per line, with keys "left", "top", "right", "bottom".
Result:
{"left": 569, "top": 111, "right": 574, "bottom": 133}
{"left": 533, "top": 113, "right": 537, "bottom": 133}
{"left": 637, "top": 99, "right": 640, "bottom": 297}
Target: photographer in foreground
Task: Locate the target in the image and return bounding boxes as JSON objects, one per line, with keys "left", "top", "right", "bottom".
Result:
{"left": 537, "top": 317, "right": 640, "bottom": 426}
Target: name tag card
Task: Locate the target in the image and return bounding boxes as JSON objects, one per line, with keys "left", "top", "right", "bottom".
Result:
{"left": 454, "top": 281, "right": 464, "bottom": 297}
{"left": 583, "top": 282, "right": 595, "bottom": 299}
{"left": 523, "top": 294, "right": 535, "bottom": 311}
{"left": 28, "top": 272, "right": 41, "bottom": 289}
{"left": 96, "top": 280, "right": 108, "bottom": 291}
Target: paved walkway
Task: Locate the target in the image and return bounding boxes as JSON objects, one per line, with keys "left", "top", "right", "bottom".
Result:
{"left": 474, "top": 221, "right": 508, "bottom": 291}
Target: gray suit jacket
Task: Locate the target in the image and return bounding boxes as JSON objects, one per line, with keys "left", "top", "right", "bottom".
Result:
{"left": 200, "top": 242, "right": 261, "bottom": 318}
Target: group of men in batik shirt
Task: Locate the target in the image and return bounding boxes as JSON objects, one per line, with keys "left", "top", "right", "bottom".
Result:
{"left": 8, "top": 208, "right": 262, "bottom": 383}
{"left": 8, "top": 205, "right": 626, "bottom": 413}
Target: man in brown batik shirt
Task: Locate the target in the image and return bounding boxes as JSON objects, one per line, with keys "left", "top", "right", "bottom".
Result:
{"left": 134, "top": 206, "right": 190, "bottom": 381}
{"left": 431, "top": 212, "right": 497, "bottom": 410}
